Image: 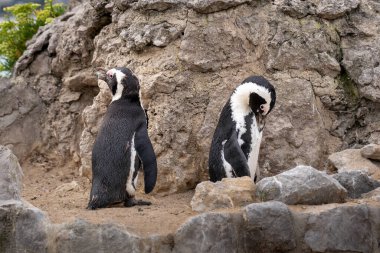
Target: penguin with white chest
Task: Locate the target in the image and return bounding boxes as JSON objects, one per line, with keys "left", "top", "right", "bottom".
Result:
{"left": 87, "top": 67, "right": 157, "bottom": 210}
{"left": 208, "top": 76, "right": 276, "bottom": 183}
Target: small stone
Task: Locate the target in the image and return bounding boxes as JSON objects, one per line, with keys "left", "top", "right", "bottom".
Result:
{"left": 361, "top": 144, "right": 380, "bottom": 161}
{"left": 190, "top": 176, "right": 255, "bottom": 212}
{"left": 55, "top": 181, "right": 80, "bottom": 193}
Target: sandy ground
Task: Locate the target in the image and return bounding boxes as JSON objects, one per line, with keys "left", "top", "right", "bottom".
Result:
{"left": 21, "top": 158, "right": 197, "bottom": 237}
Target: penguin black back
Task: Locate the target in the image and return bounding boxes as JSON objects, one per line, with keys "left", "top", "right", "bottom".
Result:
{"left": 88, "top": 67, "right": 157, "bottom": 209}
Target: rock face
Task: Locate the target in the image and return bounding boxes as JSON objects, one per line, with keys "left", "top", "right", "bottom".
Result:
{"left": 361, "top": 144, "right": 380, "bottom": 161}
{"left": 328, "top": 149, "right": 380, "bottom": 176}
{"left": 256, "top": 166, "right": 347, "bottom": 204}
{"left": 190, "top": 176, "right": 255, "bottom": 212}
{"left": 333, "top": 171, "right": 380, "bottom": 198}
{"left": 1, "top": 0, "right": 380, "bottom": 193}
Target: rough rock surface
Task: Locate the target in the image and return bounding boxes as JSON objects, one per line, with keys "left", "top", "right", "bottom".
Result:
{"left": 361, "top": 144, "right": 380, "bottom": 161}
{"left": 173, "top": 212, "right": 243, "bottom": 253}
{"left": 328, "top": 148, "right": 380, "bottom": 176}
{"left": 279, "top": 0, "right": 360, "bottom": 19}
{"left": 1, "top": 0, "right": 379, "bottom": 193}
{"left": 256, "top": 165, "right": 347, "bottom": 204}
{"left": 190, "top": 176, "right": 255, "bottom": 212}
{"left": 333, "top": 171, "right": 380, "bottom": 198}
{"left": 0, "top": 78, "right": 44, "bottom": 161}
{"left": 0, "top": 146, "right": 23, "bottom": 201}
{"left": 243, "top": 201, "right": 296, "bottom": 252}
{"left": 0, "top": 201, "right": 49, "bottom": 253}
{"left": 304, "top": 204, "right": 373, "bottom": 253}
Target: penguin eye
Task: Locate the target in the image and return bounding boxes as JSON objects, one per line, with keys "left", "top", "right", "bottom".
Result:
{"left": 108, "top": 73, "right": 114, "bottom": 78}
{"left": 260, "top": 104, "right": 265, "bottom": 110}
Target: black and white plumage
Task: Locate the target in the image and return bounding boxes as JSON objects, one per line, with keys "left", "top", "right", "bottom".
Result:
{"left": 87, "top": 67, "right": 157, "bottom": 210}
{"left": 208, "top": 76, "right": 276, "bottom": 183}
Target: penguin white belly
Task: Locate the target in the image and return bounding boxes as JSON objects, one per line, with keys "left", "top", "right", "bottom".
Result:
{"left": 247, "top": 117, "right": 263, "bottom": 180}
{"left": 126, "top": 133, "right": 137, "bottom": 196}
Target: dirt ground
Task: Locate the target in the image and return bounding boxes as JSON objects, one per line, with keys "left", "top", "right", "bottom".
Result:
{"left": 21, "top": 158, "right": 198, "bottom": 237}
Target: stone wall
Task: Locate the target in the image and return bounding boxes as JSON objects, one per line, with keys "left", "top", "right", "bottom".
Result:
{"left": 0, "top": 0, "right": 379, "bottom": 192}
{"left": 1, "top": 146, "right": 380, "bottom": 253}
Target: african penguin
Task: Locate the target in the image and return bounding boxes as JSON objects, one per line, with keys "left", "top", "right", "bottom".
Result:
{"left": 208, "top": 76, "right": 276, "bottom": 183}
{"left": 87, "top": 67, "right": 157, "bottom": 210}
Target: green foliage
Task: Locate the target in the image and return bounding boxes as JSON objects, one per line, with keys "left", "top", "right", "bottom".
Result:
{"left": 0, "top": 0, "right": 66, "bottom": 74}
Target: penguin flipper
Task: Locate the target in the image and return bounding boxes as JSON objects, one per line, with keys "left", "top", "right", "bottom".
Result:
{"left": 135, "top": 126, "right": 157, "bottom": 194}
{"left": 224, "top": 132, "right": 251, "bottom": 177}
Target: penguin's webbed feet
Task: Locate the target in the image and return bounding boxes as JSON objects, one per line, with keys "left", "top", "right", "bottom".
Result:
{"left": 124, "top": 198, "right": 152, "bottom": 207}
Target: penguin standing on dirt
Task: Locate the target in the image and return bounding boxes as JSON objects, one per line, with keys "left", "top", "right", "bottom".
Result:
{"left": 208, "top": 76, "right": 276, "bottom": 183}
{"left": 87, "top": 67, "right": 157, "bottom": 210}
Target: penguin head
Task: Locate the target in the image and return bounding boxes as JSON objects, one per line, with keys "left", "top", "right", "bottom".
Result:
{"left": 230, "top": 76, "right": 276, "bottom": 117}
{"left": 97, "top": 67, "right": 140, "bottom": 101}
{"left": 244, "top": 76, "right": 276, "bottom": 116}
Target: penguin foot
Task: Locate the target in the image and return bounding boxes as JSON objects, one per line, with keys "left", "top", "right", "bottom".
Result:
{"left": 124, "top": 198, "right": 152, "bottom": 207}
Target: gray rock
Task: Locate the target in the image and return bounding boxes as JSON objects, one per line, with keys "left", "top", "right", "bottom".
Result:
{"left": 0, "top": 146, "right": 23, "bottom": 201}
{"left": 361, "top": 144, "right": 380, "bottom": 161}
{"left": 0, "top": 200, "right": 48, "bottom": 253}
{"left": 279, "top": 0, "right": 360, "bottom": 19}
{"left": 53, "top": 219, "right": 172, "bottom": 253}
{"left": 120, "top": 22, "right": 184, "bottom": 51}
{"left": 132, "top": 0, "right": 184, "bottom": 11}
{"left": 304, "top": 204, "right": 373, "bottom": 253}
{"left": 256, "top": 166, "right": 347, "bottom": 204}
{"left": 333, "top": 171, "right": 380, "bottom": 198}
{"left": 190, "top": 177, "right": 255, "bottom": 212}
{"left": 63, "top": 69, "right": 98, "bottom": 91}
{"left": 173, "top": 212, "right": 243, "bottom": 253}
{"left": 187, "top": 0, "right": 252, "bottom": 14}
{"left": 242, "top": 201, "right": 296, "bottom": 252}
{"left": 328, "top": 149, "right": 380, "bottom": 176}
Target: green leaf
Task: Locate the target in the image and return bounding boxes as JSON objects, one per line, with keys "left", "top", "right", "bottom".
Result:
{"left": 0, "top": 0, "right": 66, "bottom": 72}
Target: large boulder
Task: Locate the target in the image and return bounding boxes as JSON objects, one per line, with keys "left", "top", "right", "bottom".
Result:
{"left": 0, "top": 78, "right": 44, "bottom": 161}
{"left": 51, "top": 219, "right": 172, "bottom": 253}
{"left": 173, "top": 212, "right": 243, "bottom": 253}
{"left": 332, "top": 171, "right": 380, "bottom": 198}
{"left": 256, "top": 165, "right": 347, "bottom": 204}
{"left": 0, "top": 201, "right": 49, "bottom": 253}
{"left": 190, "top": 177, "right": 255, "bottom": 212}
{"left": 0, "top": 146, "right": 23, "bottom": 201}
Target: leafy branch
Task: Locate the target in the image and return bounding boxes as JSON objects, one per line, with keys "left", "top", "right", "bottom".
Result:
{"left": 0, "top": 0, "right": 66, "bottom": 74}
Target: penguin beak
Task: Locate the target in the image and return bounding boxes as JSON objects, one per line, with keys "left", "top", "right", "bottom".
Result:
{"left": 95, "top": 67, "right": 107, "bottom": 81}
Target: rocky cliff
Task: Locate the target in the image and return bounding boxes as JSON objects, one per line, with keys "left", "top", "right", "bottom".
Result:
{"left": 1, "top": 0, "right": 380, "bottom": 193}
